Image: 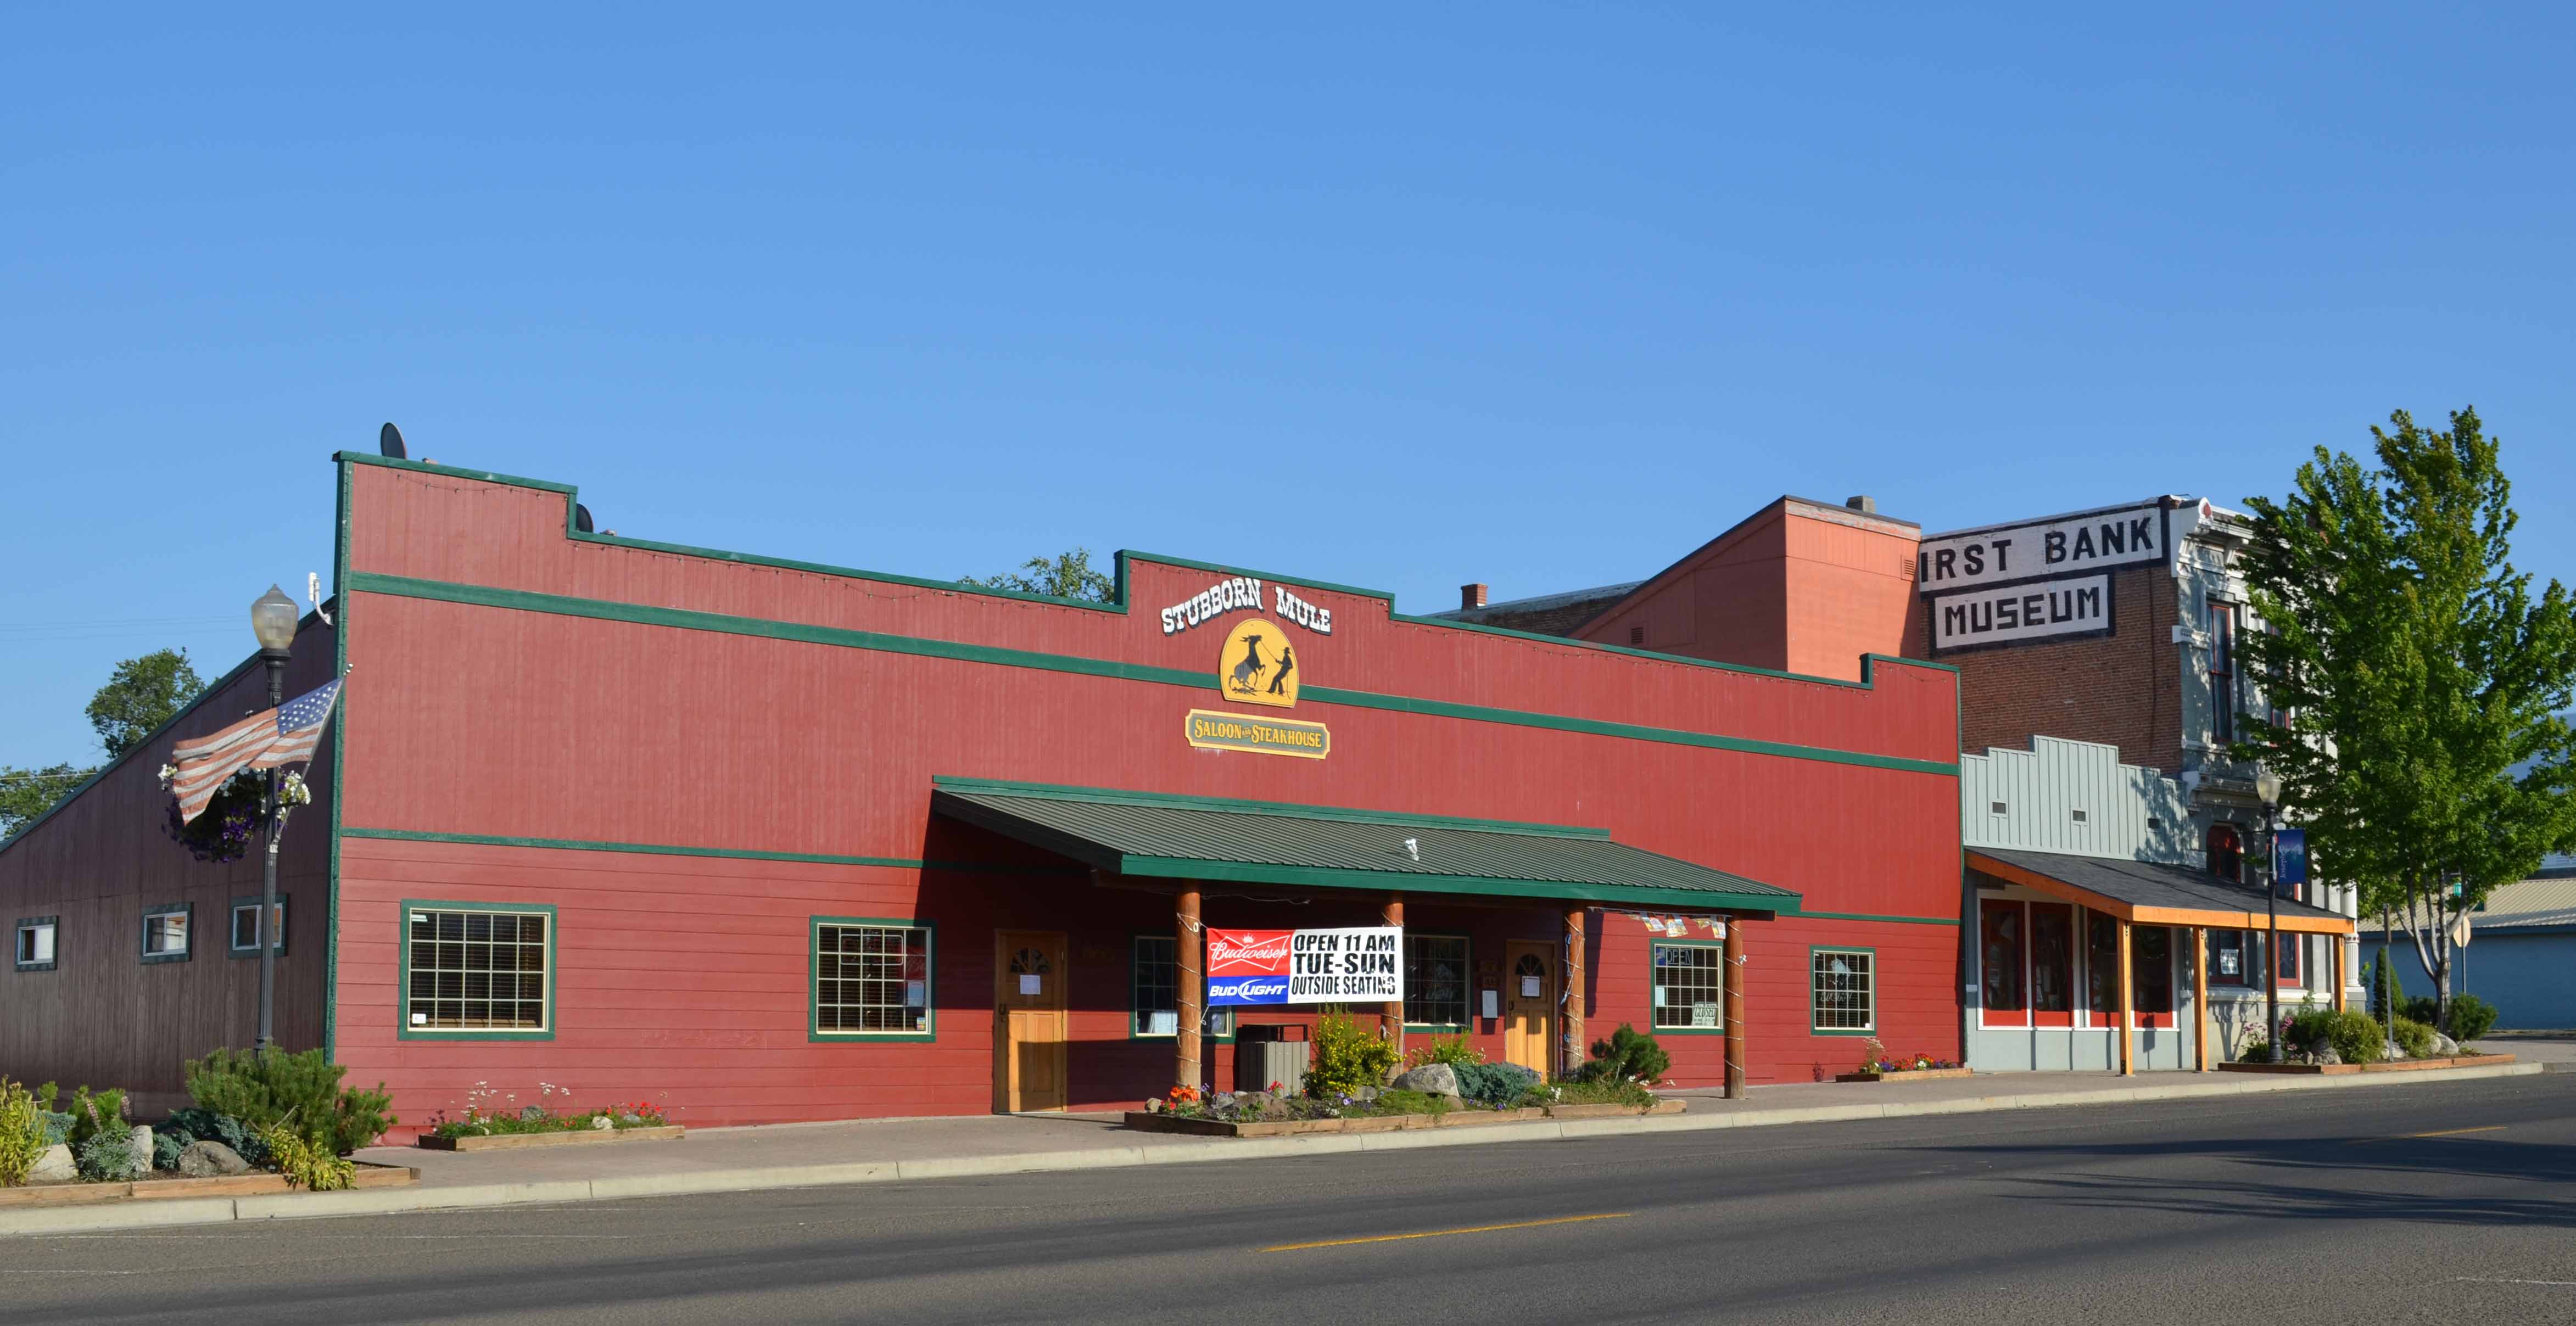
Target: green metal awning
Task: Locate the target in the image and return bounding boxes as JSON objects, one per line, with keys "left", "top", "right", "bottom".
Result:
{"left": 929, "top": 777, "right": 1799, "bottom": 915}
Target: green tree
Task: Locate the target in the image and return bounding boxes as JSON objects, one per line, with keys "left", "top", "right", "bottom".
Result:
{"left": 962, "top": 548, "right": 1117, "bottom": 603}
{"left": 86, "top": 647, "right": 205, "bottom": 758}
{"left": 0, "top": 764, "right": 94, "bottom": 838}
{"left": 2233, "top": 408, "right": 2576, "bottom": 1037}
{"left": 2, "top": 647, "right": 209, "bottom": 840}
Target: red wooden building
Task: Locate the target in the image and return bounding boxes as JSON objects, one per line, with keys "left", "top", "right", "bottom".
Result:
{"left": 0, "top": 452, "right": 1965, "bottom": 1132}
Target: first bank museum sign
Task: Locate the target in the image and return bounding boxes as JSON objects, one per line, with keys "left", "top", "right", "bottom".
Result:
{"left": 1918, "top": 501, "right": 2173, "bottom": 654}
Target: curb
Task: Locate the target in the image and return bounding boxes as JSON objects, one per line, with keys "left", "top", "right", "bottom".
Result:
{"left": 0, "top": 1061, "right": 2542, "bottom": 1238}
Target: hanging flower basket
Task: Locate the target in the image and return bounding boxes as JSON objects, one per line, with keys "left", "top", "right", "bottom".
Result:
{"left": 154, "top": 768, "right": 306, "bottom": 865}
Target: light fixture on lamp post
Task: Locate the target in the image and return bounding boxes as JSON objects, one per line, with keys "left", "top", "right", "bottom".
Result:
{"left": 2254, "top": 765, "right": 2284, "bottom": 1064}
{"left": 250, "top": 585, "right": 298, "bottom": 1053}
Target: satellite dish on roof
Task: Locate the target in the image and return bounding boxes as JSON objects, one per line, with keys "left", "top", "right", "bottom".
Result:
{"left": 574, "top": 503, "right": 595, "bottom": 534}
{"left": 379, "top": 423, "right": 408, "bottom": 459}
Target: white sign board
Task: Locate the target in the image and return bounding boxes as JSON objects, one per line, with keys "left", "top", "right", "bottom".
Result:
{"left": 1917, "top": 502, "right": 2169, "bottom": 594}
{"left": 1930, "top": 575, "right": 2113, "bottom": 653}
{"left": 1285, "top": 927, "right": 1403, "bottom": 1003}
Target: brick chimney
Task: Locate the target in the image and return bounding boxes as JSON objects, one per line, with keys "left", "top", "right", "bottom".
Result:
{"left": 1460, "top": 583, "right": 1489, "bottom": 611}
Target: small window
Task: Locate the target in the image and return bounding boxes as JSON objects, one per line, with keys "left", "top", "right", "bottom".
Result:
{"left": 1812, "top": 948, "right": 1875, "bottom": 1033}
{"left": 1403, "top": 935, "right": 1469, "bottom": 1027}
{"left": 1651, "top": 943, "right": 1723, "bottom": 1030}
{"left": 2275, "top": 931, "right": 2302, "bottom": 987}
{"left": 14, "top": 917, "right": 57, "bottom": 972}
{"left": 1130, "top": 936, "right": 1231, "bottom": 1038}
{"left": 228, "top": 897, "right": 286, "bottom": 957}
{"left": 404, "top": 904, "right": 553, "bottom": 1034}
{"left": 1990, "top": 801, "right": 2008, "bottom": 814}
{"left": 2209, "top": 600, "right": 2239, "bottom": 743}
{"left": 2070, "top": 809, "right": 2088, "bottom": 823}
{"left": 2206, "top": 824, "right": 2244, "bottom": 883}
{"left": 813, "top": 920, "right": 931, "bottom": 1037}
{"left": 2211, "top": 930, "right": 2248, "bottom": 986}
{"left": 140, "top": 903, "right": 191, "bottom": 964}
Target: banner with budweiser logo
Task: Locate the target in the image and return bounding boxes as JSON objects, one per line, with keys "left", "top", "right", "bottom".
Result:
{"left": 1206, "top": 926, "right": 1404, "bottom": 1006}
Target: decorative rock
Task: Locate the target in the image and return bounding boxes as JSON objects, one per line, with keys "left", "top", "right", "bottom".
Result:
{"left": 177, "top": 1140, "right": 251, "bottom": 1178}
{"left": 28, "top": 1144, "right": 76, "bottom": 1184}
{"left": 590, "top": 1114, "right": 616, "bottom": 1131}
{"left": 124, "top": 1126, "right": 155, "bottom": 1179}
{"left": 2314, "top": 1045, "right": 2342, "bottom": 1066}
{"left": 1389, "top": 1064, "right": 1463, "bottom": 1098}
{"left": 2432, "top": 1032, "right": 2461, "bottom": 1056}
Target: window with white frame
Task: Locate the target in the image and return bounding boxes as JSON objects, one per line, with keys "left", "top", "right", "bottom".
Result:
{"left": 1813, "top": 948, "right": 1875, "bottom": 1032}
{"left": 14, "top": 917, "right": 56, "bottom": 972}
{"left": 406, "top": 907, "right": 551, "bottom": 1031}
{"left": 1403, "top": 934, "right": 1469, "bottom": 1027}
{"left": 229, "top": 897, "right": 286, "bottom": 956}
{"left": 1651, "top": 943, "right": 1723, "bottom": 1030}
{"left": 140, "top": 903, "right": 191, "bottom": 964}
{"left": 1130, "top": 936, "right": 1232, "bottom": 1038}
{"left": 814, "top": 921, "right": 931, "bottom": 1035}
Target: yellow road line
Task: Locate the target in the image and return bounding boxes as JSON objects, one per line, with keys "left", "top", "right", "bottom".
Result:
{"left": 2348, "top": 1124, "right": 2506, "bottom": 1145}
{"left": 1262, "top": 1213, "right": 1632, "bottom": 1252}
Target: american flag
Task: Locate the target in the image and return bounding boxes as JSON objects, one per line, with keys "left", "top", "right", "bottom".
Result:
{"left": 170, "top": 678, "right": 343, "bottom": 824}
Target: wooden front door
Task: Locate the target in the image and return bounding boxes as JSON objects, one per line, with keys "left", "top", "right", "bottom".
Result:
{"left": 993, "top": 930, "right": 1069, "bottom": 1113}
{"left": 1503, "top": 941, "right": 1556, "bottom": 1075}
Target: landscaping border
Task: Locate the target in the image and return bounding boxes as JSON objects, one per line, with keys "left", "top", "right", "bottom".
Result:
{"left": 0, "top": 1162, "right": 416, "bottom": 1211}
{"left": 418, "top": 1126, "right": 686, "bottom": 1152}
{"left": 1835, "top": 1068, "right": 1974, "bottom": 1083}
{"left": 1120, "top": 1100, "right": 1682, "bottom": 1138}
{"left": 2217, "top": 1053, "right": 2514, "bottom": 1077}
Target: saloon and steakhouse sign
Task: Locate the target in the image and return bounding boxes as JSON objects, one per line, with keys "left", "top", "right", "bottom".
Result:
{"left": 1205, "top": 927, "right": 1403, "bottom": 1006}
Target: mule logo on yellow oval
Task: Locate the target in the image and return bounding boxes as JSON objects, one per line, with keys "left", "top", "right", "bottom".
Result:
{"left": 1218, "top": 617, "right": 1300, "bottom": 708}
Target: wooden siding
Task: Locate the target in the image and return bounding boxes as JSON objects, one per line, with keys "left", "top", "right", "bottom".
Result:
{"left": 0, "top": 621, "right": 337, "bottom": 1108}
{"left": 1960, "top": 736, "right": 2194, "bottom": 863}
{"left": 322, "top": 456, "right": 1964, "bottom": 1124}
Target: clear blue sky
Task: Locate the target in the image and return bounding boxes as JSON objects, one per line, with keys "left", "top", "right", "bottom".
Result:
{"left": 6, "top": 8, "right": 2573, "bottom": 769}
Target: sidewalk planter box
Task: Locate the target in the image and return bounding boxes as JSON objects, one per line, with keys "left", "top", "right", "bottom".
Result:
{"left": 1835, "top": 1067, "right": 1974, "bottom": 1083}
{"left": 2218, "top": 1053, "right": 2515, "bottom": 1077}
{"left": 1120, "top": 1099, "right": 1682, "bottom": 1137}
{"left": 0, "top": 1162, "right": 417, "bottom": 1210}
{"left": 418, "top": 1124, "right": 686, "bottom": 1151}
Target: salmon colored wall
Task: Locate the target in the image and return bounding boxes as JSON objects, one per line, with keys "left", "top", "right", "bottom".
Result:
{"left": 328, "top": 457, "right": 1964, "bottom": 1126}
{"left": 1779, "top": 508, "right": 1920, "bottom": 682}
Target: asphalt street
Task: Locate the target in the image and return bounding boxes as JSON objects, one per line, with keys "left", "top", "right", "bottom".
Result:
{"left": 7, "top": 1074, "right": 2572, "bottom": 1325}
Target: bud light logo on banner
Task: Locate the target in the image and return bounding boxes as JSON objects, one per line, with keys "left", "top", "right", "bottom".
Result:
{"left": 1206, "top": 929, "right": 1293, "bottom": 1006}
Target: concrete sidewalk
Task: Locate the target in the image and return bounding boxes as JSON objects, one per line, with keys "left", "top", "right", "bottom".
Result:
{"left": 0, "top": 1058, "right": 2543, "bottom": 1237}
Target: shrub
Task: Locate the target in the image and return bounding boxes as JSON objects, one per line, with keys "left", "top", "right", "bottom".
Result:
{"left": 0, "top": 1079, "right": 48, "bottom": 1187}
{"left": 2401, "top": 993, "right": 2499, "bottom": 1044}
{"left": 2236, "top": 1037, "right": 2272, "bottom": 1062}
{"left": 1370, "top": 1089, "right": 1451, "bottom": 1116}
{"left": 1550, "top": 1078, "right": 1658, "bottom": 1107}
{"left": 151, "top": 1130, "right": 186, "bottom": 1171}
{"left": 1305, "top": 1011, "right": 1400, "bottom": 1100}
{"left": 1402, "top": 1034, "right": 1483, "bottom": 1070}
{"left": 2367, "top": 952, "right": 2405, "bottom": 1021}
{"left": 1452, "top": 1061, "right": 1540, "bottom": 1108}
{"left": 161, "top": 1107, "right": 271, "bottom": 1168}
{"left": 256, "top": 1121, "right": 355, "bottom": 1192}
{"left": 65, "top": 1086, "right": 128, "bottom": 1149}
{"left": 1574, "top": 1025, "right": 1669, "bottom": 1086}
{"left": 31, "top": 1082, "right": 71, "bottom": 1149}
{"left": 186, "top": 1048, "right": 396, "bottom": 1155}
{"left": 2278, "top": 1008, "right": 2384, "bottom": 1065}
{"left": 2391, "top": 1016, "right": 2436, "bottom": 1059}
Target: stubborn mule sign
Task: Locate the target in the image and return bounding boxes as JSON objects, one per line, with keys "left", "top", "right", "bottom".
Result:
{"left": 1205, "top": 927, "right": 1404, "bottom": 1006}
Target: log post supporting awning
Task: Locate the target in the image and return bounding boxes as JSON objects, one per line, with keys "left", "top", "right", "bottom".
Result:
{"left": 1966, "top": 849, "right": 2356, "bottom": 937}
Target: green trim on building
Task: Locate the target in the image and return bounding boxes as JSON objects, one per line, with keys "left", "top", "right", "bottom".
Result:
{"left": 344, "top": 571, "right": 1956, "bottom": 777}
{"left": 13, "top": 914, "right": 60, "bottom": 973}
{"left": 1114, "top": 855, "right": 1791, "bottom": 914}
{"left": 1645, "top": 937, "right": 1727, "bottom": 1035}
{"left": 340, "top": 825, "right": 1081, "bottom": 875}
{"left": 326, "top": 455, "right": 352, "bottom": 1058}
{"left": 396, "top": 899, "right": 560, "bottom": 1042}
{"left": 327, "top": 451, "right": 1965, "bottom": 712}
{"left": 1808, "top": 944, "right": 1880, "bottom": 1036}
{"left": 1783, "top": 909, "right": 1960, "bottom": 927}
{"left": 932, "top": 776, "right": 1612, "bottom": 840}
{"left": 809, "top": 915, "right": 937, "bottom": 1044}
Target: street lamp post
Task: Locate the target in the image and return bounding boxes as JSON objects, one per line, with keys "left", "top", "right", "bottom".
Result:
{"left": 250, "top": 585, "right": 299, "bottom": 1053}
{"left": 2255, "top": 766, "right": 2284, "bottom": 1064}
